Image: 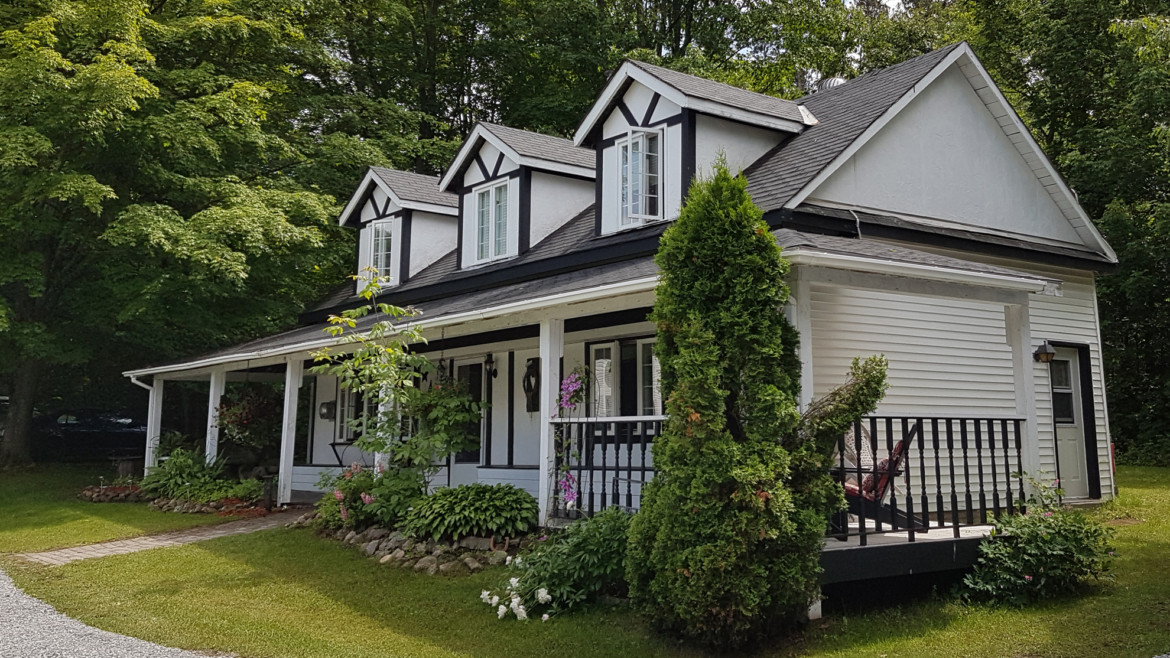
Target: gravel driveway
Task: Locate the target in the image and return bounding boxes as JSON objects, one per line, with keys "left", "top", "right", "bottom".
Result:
{"left": 0, "top": 569, "right": 210, "bottom": 658}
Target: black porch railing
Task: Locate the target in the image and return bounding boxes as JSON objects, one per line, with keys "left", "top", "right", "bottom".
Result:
{"left": 830, "top": 416, "right": 1026, "bottom": 545}
{"left": 550, "top": 416, "right": 663, "bottom": 519}
{"left": 550, "top": 415, "right": 1027, "bottom": 545}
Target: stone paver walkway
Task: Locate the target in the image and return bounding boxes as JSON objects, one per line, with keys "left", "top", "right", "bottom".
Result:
{"left": 17, "top": 512, "right": 290, "bottom": 566}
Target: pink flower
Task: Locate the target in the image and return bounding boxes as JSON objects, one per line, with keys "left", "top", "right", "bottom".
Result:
{"left": 333, "top": 489, "right": 344, "bottom": 501}
{"left": 352, "top": 463, "right": 363, "bottom": 474}
{"left": 339, "top": 504, "right": 348, "bottom": 522}
{"left": 360, "top": 492, "right": 375, "bottom": 505}
{"left": 1024, "top": 575, "right": 1033, "bottom": 581}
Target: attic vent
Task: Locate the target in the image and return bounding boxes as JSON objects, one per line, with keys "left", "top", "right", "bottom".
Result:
{"left": 817, "top": 76, "right": 847, "bottom": 92}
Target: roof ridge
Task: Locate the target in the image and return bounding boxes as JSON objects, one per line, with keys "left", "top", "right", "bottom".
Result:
{"left": 628, "top": 58, "right": 803, "bottom": 107}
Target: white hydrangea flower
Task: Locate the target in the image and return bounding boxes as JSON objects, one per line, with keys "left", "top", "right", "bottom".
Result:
{"left": 537, "top": 588, "right": 551, "bottom": 604}
{"left": 515, "top": 605, "right": 528, "bottom": 621}
{"left": 497, "top": 605, "right": 507, "bottom": 619}
{"left": 509, "top": 577, "right": 520, "bottom": 589}
{"left": 514, "top": 556, "right": 524, "bottom": 567}
{"left": 541, "top": 613, "right": 550, "bottom": 622}
{"left": 566, "top": 500, "right": 575, "bottom": 510}
{"left": 480, "top": 590, "right": 490, "bottom": 603}
{"left": 505, "top": 555, "right": 513, "bottom": 566}
{"left": 490, "top": 595, "right": 499, "bottom": 606}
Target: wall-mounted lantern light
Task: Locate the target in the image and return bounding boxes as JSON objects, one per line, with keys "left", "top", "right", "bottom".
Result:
{"left": 318, "top": 401, "right": 337, "bottom": 420}
{"left": 1033, "top": 341, "right": 1057, "bottom": 363}
{"left": 484, "top": 353, "right": 498, "bottom": 379}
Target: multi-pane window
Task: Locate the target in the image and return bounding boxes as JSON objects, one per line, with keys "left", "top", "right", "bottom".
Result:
{"left": 588, "top": 339, "right": 662, "bottom": 417}
{"left": 619, "top": 130, "right": 661, "bottom": 226}
{"left": 370, "top": 221, "right": 393, "bottom": 280}
{"left": 475, "top": 181, "right": 509, "bottom": 262}
{"left": 1050, "top": 360, "right": 1075, "bottom": 424}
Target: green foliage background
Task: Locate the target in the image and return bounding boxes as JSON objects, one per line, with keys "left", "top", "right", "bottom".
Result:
{"left": 2, "top": 0, "right": 1167, "bottom": 464}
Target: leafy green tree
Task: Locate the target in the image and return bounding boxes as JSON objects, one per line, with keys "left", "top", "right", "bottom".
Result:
{"left": 626, "top": 163, "right": 887, "bottom": 647}
{"left": 0, "top": 1, "right": 348, "bottom": 462}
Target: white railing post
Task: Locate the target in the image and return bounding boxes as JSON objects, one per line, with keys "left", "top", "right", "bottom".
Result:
{"left": 144, "top": 378, "right": 165, "bottom": 474}
{"left": 205, "top": 369, "right": 227, "bottom": 464}
{"left": 1006, "top": 303, "right": 1040, "bottom": 481}
{"left": 277, "top": 359, "right": 304, "bottom": 505}
{"left": 537, "top": 317, "right": 564, "bottom": 524}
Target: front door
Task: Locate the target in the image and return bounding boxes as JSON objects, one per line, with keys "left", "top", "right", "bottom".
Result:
{"left": 449, "top": 361, "right": 484, "bottom": 487}
{"left": 1051, "top": 348, "right": 1089, "bottom": 499}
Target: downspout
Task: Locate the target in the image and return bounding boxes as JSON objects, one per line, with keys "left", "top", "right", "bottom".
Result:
{"left": 129, "top": 375, "right": 152, "bottom": 392}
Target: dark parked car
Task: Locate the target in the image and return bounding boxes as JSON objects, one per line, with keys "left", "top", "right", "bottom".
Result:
{"left": 33, "top": 409, "right": 149, "bottom": 462}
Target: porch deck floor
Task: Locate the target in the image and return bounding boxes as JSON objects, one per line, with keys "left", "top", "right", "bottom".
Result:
{"left": 822, "top": 523, "right": 993, "bottom": 550}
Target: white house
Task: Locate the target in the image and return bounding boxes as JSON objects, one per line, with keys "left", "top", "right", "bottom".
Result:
{"left": 124, "top": 43, "right": 1117, "bottom": 559}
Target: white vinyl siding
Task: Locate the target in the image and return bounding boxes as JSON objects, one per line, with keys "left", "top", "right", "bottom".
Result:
{"left": 810, "top": 286, "right": 1017, "bottom": 416}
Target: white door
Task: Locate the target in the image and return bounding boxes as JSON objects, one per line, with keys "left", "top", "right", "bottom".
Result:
{"left": 1051, "top": 348, "right": 1089, "bottom": 499}
{"left": 448, "top": 361, "right": 485, "bottom": 487}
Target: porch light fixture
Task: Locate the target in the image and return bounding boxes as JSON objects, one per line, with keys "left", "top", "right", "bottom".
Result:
{"left": 484, "top": 353, "right": 498, "bottom": 379}
{"left": 318, "top": 401, "right": 336, "bottom": 420}
{"left": 1033, "top": 341, "right": 1057, "bottom": 363}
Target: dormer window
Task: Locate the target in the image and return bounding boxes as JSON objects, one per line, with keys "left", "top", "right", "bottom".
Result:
{"left": 474, "top": 180, "right": 509, "bottom": 263}
{"left": 619, "top": 129, "right": 661, "bottom": 227}
{"left": 370, "top": 221, "right": 394, "bottom": 281}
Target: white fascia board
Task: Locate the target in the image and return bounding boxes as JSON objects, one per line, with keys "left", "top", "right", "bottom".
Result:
{"left": 785, "top": 45, "right": 967, "bottom": 211}
{"left": 684, "top": 97, "right": 806, "bottom": 134}
{"left": 955, "top": 47, "right": 1118, "bottom": 263}
{"left": 123, "top": 275, "right": 661, "bottom": 379}
{"left": 783, "top": 248, "right": 1051, "bottom": 293}
{"left": 337, "top": 169, "right": 386, "bottom": 226}
{"left": 517, "top": 157, "right": 595, "bottom": 179}
{"left": 438, "top": 125, "right": 523, "bottom": 192}
{"left": 573, "top": 62, "right": 674, "bottom": 145}
{"left": 398, "top": 200, "right": 458, "bottom": 216}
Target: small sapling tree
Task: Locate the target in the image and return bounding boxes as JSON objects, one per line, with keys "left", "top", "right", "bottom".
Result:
{"left": 626, "top": 162, "right": 887, "bottom": 648}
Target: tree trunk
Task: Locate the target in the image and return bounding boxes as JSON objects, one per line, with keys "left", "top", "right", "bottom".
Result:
{"left": 1, "top": 358, "right": 39, "bottom": 464}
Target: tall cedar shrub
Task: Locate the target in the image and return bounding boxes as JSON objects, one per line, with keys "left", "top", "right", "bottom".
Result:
{"left": 627, "top": 163, "right": 885, "bottom": 648}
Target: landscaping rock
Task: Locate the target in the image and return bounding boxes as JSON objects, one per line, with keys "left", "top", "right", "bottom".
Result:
{"left": 485, "top": 550, "right": 508, "bottom": 566}
{"left": 439, "top": 560, "right": 469, "bottom": 576}
{"left": 463, "top": 556, "right": 483, "bottom": 573}
{"left": 364, "top": 541, "right": 380, "bottom": 556}
{"left": 335, "top": 529, "right": 348, "bottom": 541}
{"left": 379, "top": 554, "right": 396, "bottom": 564}
{"left": 390, "top": 548, "right": 406, "bottom": 561}
{"left": 458, "top": 535, "right": 492, "bottom": 551}
{"left": 385, "top": 535, "right": 406, "bottom": 551}
{"left": 366, "top": 528, "right": 389, "bottom": 540}
{"left": 343, "top": 531, "right": 358, "bottom": 544}
{"left": 413, "top": 556, "right": 438, "bottom": 572}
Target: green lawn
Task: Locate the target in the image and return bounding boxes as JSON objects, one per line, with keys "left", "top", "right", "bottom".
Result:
{"left": 0, "top": 464, "right": 234, "bottom": 553}
{"left": 3, "top": 466, "right": 1169, "bottom": 657}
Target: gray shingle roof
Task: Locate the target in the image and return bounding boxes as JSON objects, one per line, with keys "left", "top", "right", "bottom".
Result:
{"left": 480, "top": 123, "right": 594, "bottom": 170}
{"left": 744, "top": 44, "right": 962, "bottom": 213}
{"left": 369, "top": 167, "right": 457, "bottom": 208}
{"left": 629, "top": 60, "right": 808, "bottom": 125}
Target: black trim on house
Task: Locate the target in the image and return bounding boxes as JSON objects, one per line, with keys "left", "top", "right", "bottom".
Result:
{"left": 641, "top": 93, "right": 660, "bottom": 126}
{"left": 474, "top": 153, "right": 491, "bottom": 180}
{"left": 1049, "top": 340, "right": 1103, "bottom": 499}
{"left": 484, "top": 355, "right": 493, "bottom": 467}
{"left": 455, "top": 193, "right": 464, "bottom": 270}
{"left": 772, "top": 207, "right": 1117, "bottom": 272}
{"left": 399, "top": 209, "right": 413, "bottom": 284}
{"left": 492, "top": 152, "right": 505, "bottom": 178}
{"left": 415, "top": 326, "right": 540, "bottom": 354}
{"left": 596, "top": 114, "right": 683, "bottom": 149}
{"left": 616, "top": 99, "right": 637, "bottom": 125}
{"left": 594, "top": 127, "right": 604, "bottom": 236}
{"left": 454, "top": 169, "right": 522, "bottom": 195}
{"left": 681, "top": 109, "right": 696, "bottom": 201}
{"left": 565, "top": 307, "right": 653, "bottom": 332}
{"left": 507, "top": 351, "right": 516, "bottom": 467}
{"left": 519, "top": 167, "right": 532, "bottom": 254}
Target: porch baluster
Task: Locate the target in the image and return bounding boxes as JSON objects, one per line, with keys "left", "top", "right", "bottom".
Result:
{"left": 626, "top": 421, "right": 635, "bottom": 509}
{"left": 855, "top": 418, "right": 867, "bottom": 546}
{"left": 960, "top": 419, "right": 973, "bottom": 525}
{"left": 1014, "top": 419, "right": 1026, "bottom": 513}
{"left": 598, "top": 421, "right": 609, "bottom": 514}
{"left": 1001, "top": 419, "right": 1015, "bottom": 512}
{"left": 902, "top": 418, "right": 916, "bottom": 541}
{"left": 988, "top": 419, "right": 1001, "bottom": 518}
{"left": 932, "top": 418, "right": 944, "bottom": 532}
{"left": 974, "top": 419, "right": 987, "bottom": 523}
{"left": 580, "top": 422, "right": 591, "bottom": 519}
{"left": 947, "top": 418, "right": 960, "bottom": 538}
{"left": 916, "top": 418, "right": 930, "bottom": 535}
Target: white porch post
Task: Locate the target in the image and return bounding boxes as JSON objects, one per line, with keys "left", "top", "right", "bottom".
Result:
{"left": 144, "top": 378, "right": 165, "bottom": 474}
{"left": 277, "top": 359, "right": 304, "bottom": 505}
{"left": 787, "top": 271, "right": 815, "bottom": 410}
{"left": 205, "top": 369, "right": 226, "bottom": 464}
{"left": 1006, "top": 302, "right": 1040, "bottom": 478}
{"left": 537, "top": 317, "right": 564, "bottom": 524}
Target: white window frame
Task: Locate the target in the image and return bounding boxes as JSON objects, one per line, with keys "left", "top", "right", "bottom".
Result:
{"left": 635, "top": 338, "right": 663, "bottom": 417}
{"left": 368, "top": 219, "right": 395, "bottom": 283}
{"left": 472, "top": 180, "right": 510, "bottom": 264}
{"left": 617, "top": 128, "right": 663, "bottom": 227}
